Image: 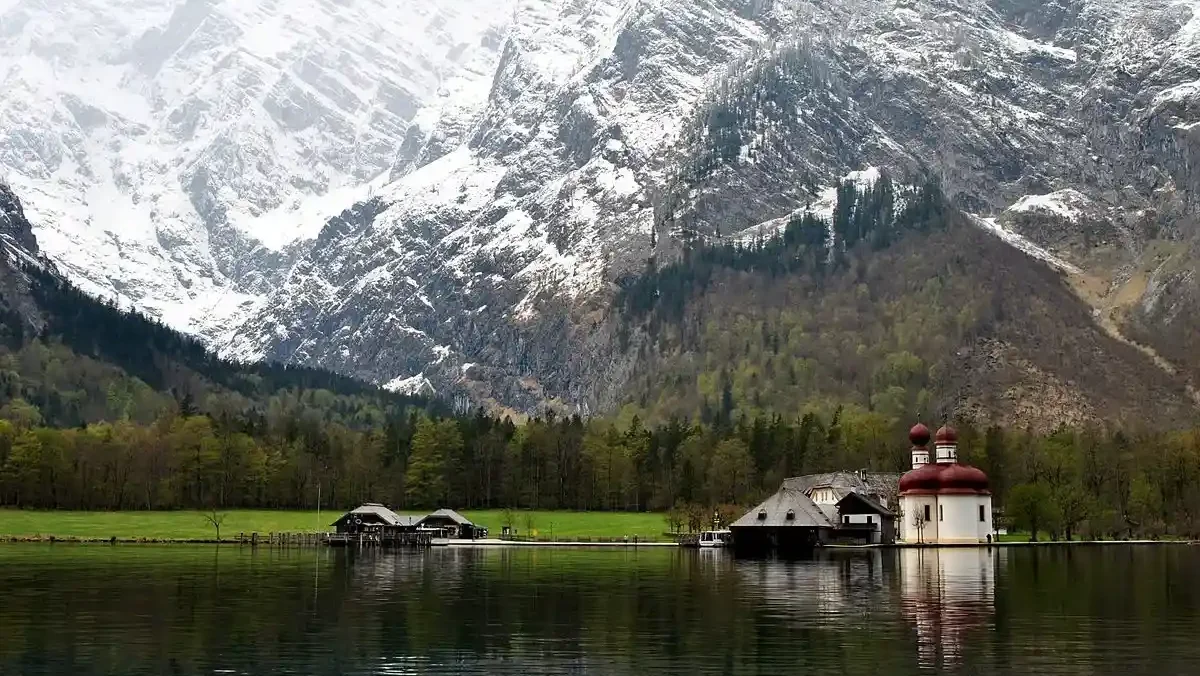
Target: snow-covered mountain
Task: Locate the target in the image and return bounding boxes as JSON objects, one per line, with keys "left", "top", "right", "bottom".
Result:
{"left": 222, "top": 0, "right": 785, "bottom": 409}
{"left": 0, "top": 0, "right": 513, "bottom": 336}
{"left": 222, "top": 0, "right": 1200, "bottom": 408}
{"left": 5, "top": 0, "right": 1200, "bottom": 415}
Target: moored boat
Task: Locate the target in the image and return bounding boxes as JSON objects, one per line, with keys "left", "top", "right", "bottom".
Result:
{"left": 698, "top": 529, "right": 732, "bottom": 548}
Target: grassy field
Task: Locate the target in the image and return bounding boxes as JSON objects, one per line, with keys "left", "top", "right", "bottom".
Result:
{"left": 463, "top": 510, "right": 670, "bottom": 541}
{"left": 0, "top": 509, "right": 672, "bottom": 541}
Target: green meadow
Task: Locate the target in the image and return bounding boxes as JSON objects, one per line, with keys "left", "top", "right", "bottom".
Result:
{"left": 0, "top": 509, "right": 672, "bottom": 541}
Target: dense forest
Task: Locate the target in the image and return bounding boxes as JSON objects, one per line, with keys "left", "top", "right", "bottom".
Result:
{"left": 617, "top": 173, "right": 971, "bottom": 425}
{"left": 10, "top": 263, "right": 404, "bottom": 414}
{"left": 1, "top": 399, "right": 1199, "bottom": 539}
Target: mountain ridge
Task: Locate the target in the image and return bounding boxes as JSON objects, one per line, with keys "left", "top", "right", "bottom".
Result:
{"left": 4, "top": 0, "right": 1200, "bottom": 425}
{"left": 0, "top": 0, "right": 514, "bottom": 337}
{"left": 0, "top": 179, "right": 423, "bottom": 428}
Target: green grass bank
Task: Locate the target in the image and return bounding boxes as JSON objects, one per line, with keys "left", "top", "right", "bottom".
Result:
{"left": 0, "top": 509, "right": 672, "bottom": 542}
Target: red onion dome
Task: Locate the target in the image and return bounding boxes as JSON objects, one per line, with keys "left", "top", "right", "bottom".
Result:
{"left": 898, "top": 463, "right": 943, "bottom": 494}
{"left": 939, "top": 463, "right": 990, "bottom": 493}
{"left": 899, "top": 462, "right": 990, "bottom": 495}
{"left": 909, "top": 423, "right": 932, "bottom": 447}
{"left": 935, "top": 425, "right": 958, "bottom": 444}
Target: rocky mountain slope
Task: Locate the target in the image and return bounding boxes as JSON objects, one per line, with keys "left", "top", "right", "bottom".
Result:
{"left": 0, "top": 0, "right": 513, "bottom": 337}
{"left": 0, "top": 181, "right": 54, "bottom": 339}
{"left": 0, "top": 179, "right": 410, "bottom": 422}
{"left": 617, "top": 190, "right": 1197, "bottom": 430}
{"left": 5, "top": 0, "right": 1200, "bottom": 425}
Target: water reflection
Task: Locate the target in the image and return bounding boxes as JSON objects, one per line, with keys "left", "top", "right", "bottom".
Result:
{"left": 899, "top": 548, "right": 996, "bottom": 669}
{"left": 0, "top": 544, "right": 1197, "bottom": 676}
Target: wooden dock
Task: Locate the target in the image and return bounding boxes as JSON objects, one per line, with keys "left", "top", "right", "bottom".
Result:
{"left": 233, "top": 532, "right": 328, "bottom": 547}
{"left": 323, "top": 531, "right": 437, "bottom": 548}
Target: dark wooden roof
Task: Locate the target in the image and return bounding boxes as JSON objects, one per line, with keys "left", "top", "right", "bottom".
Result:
{"left": 330, "top": 503, "right": 406, "bottom": 527}
{"left": 731, "top": 487, "right": 834, "bottom": 529}
{"left": 835, "top": 491, "right": 896, "bottom": 518}
{"left": 418, "top": 509, "right": 475, "bottom": 526}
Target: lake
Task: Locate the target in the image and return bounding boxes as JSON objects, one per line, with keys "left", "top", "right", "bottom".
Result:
{"left": 0, "top": 544, "right": 1196, "bottom": 675}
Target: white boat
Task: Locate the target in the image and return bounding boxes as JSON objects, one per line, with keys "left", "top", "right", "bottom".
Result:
{"left": 698, "top": 529, "right": 732, "bottom": 548}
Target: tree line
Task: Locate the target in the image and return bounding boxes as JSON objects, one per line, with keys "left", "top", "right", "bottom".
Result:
{"left": 2, "top": 390, "right": 1199, "bottom": 539}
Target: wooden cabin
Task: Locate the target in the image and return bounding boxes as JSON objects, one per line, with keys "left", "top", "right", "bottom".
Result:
{"left": 731, "top": 476, "right": 899, "bottom": 553}
{"left": 788, "top": 471, "right": 899, "bottom": 545}
{"left": 331, "top": 504, "right": 408, "bottom": 535}
{"left": 417, "top": 509, "right": 485, "bottom": 539}
{"left": 830, "top": 491, "right": 897, "bottom": 544}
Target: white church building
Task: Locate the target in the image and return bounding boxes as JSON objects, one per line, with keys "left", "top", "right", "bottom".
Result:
{"left": 898, "top": 424, "right": 994, "bottom": 544}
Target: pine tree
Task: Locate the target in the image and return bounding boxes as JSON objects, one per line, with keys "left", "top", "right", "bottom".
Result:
{"left": 405, "top": 417, "right": 450, "bottom": 507}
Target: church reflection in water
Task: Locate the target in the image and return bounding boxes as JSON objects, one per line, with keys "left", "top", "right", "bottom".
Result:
{"left": 341, "top": 544, "right": 1001, "bottom": 673}
{"left": 899, "top": 547, "right": 997, "bottom": 669}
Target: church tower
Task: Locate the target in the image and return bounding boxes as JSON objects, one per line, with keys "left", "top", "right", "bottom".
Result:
{"left": 935, "top": 425, "right": 958, "bottom": 463}
{"left": 910, "top": 423, "right": 931, "bottom": 469}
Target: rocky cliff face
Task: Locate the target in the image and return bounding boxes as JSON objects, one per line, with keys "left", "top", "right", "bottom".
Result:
{"left": 6, "top": 0, "right": 1200, "bottom": 421}
{"left": 221, "top": 0, "right": 788, "bottom": 410}
{"left": 666, "top": 0, "right": 1200, "bottom": 243}
{"left": 0, "top": 0, "right": 513, "bottom": 336}
{"left": 0, "top": 182, "right": 55, "bottom": 336}
{"left": 0, "top": 182, "right": 38, "bottom": 257}
{"left": 222, "top": 0, "right": 1200, "bottom": 414}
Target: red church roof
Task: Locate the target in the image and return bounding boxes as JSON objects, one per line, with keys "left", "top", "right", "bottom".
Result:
{"left": 909, "top": 423, "right": 932, "bottom": 447}
{"left": 899, "top": 462, "right": 990, "bottom": 496}
{"left": 935, "top": 425, "right": 958, "bottom": 444}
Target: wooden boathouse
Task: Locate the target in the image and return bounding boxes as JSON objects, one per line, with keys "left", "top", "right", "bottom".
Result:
{"left": 326, "top": 504, "right": 486, "bottom": 547}
{"left": 327, "top": 503, "right": 430, "bottom": 548}
{"left": 729, "top": 485, "right": 833, "bottom": 555}
{"left": 730, "top": 473, "right": 899, "bottom": 554}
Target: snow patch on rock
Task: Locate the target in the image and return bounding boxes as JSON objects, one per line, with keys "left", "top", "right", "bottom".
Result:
{"left": 0, "top": 0, "right": 516, "bottom": 340}
{"left": 734, "top": 167, "right": 886, "bottom": 243}
{"left": 973, "top": 215, "right": 1082, "bottom": 275}
{"left": 1006, "top": 190, "right": 1093, "bottom": 224}
{"left": 384, "top": 374, "right": 437, "bottom": 396}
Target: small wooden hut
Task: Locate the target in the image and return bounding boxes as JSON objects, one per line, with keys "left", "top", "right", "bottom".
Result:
{"left": 331, "top": 504, "right": 405, "bottom": 535}
{"left": 417, "top": 509, "right": 485, "bottom": 539}
{"left": 831, "top": 491, "right": 896, "bottom": 544}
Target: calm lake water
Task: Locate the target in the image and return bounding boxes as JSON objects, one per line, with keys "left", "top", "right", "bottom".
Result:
{"left": 0, "top": 544, "right": 1197, "bottom": 675}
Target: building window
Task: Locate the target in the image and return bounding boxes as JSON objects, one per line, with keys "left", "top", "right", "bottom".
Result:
{"left": 939, "top": 505, "right": 944, "bottom": 522}
{"left": 979, "top": 505, "right": 986, "bottom": 522}
{"left": 923, "top": 505, "right": 930, "bottom": 521}
{"left": 867, "top": 515, "right": 873, "bottom": 525}
{"left": 843, "top": 515, "right": 850, "bottom": 524}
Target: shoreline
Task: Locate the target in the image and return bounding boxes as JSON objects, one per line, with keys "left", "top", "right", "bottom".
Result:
{"left": 830, "top": 539, "right": 1200, "bottom": 549}
{"left": 447, "top": 538, "right": 679, "bottom": 548}
{"left": 0, "top": 535, "right": 680, "bottom": 547}
{"left": 3, "top": 535, "right": 1196, "bottom": 549}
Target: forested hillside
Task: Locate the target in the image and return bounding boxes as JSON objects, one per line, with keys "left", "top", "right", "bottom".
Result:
{"left": 619, "top": 177, "right": 1195, "bottom": 430}
{"left": 0, "top": 182, "right": 445, "bottom": 509}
